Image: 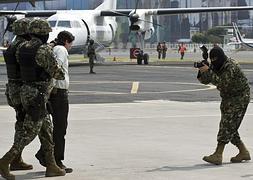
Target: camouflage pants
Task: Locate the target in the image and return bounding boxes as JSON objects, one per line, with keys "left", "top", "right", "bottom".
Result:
{"left": 217, "top": 93, "right": 250, "bottom": 145}
{"left": 89, "top": 55, "right": 95, "bottom": 70}
{"left": 12, "top": 85, "right": 54, "bottom": 154}
{"left": 13, "top": 113, "right": 54, "bottom": 153}
{"left": 5, "top": 82, "right": 26, "bottom": 142}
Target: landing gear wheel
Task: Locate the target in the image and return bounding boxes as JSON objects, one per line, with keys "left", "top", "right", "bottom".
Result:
{"left": 143, "top": 53, "right": 149, "bottom": 65}
{"left": 137, "top": 54, "right": 142, "bottom": 65}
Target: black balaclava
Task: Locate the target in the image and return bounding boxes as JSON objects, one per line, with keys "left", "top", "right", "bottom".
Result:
{"left": 89, "top": 39, "right": 94, "bottom": 45}
{"left": 32, "top": 34, "right": 49, "bottom": 44}
{"left": 209, "top": 46, "right": 227, "bottom": 72}
{"left": 20, "top": 34, "right": 31, "bottom": 41}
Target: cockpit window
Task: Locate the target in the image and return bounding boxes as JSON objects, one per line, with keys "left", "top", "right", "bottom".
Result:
{"left": 72, "top": 21, "right": 81, "bottom": 28}
{"left": 57, "top": 21, "right": 71, "bottom": 28}
{"left": 48, "top": 21, "right": 57, "bottom": 27}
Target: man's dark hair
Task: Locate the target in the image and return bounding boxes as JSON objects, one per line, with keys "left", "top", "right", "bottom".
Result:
{"left": 56, "top": 30, "right": 75, "bottom": 46}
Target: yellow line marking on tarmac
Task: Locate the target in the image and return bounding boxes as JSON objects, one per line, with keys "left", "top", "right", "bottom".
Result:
{"left": 131, "top": 82, "right": 139, "bottom": 94}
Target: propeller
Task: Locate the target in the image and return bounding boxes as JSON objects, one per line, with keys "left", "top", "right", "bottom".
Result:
{"left": 112, "top": 0, "right": 161, "bottom": 29}
{"left": 111, "top": 0, "right": 161, "bottom": 42}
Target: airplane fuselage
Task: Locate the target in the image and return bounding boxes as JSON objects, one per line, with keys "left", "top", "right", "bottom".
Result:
{"left": 47, "top": 10, "right": 117, "bottom": 53}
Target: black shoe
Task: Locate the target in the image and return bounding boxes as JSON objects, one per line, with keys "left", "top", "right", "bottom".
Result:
{"left": 35, "top": 151, "right": 46, "bottom": 167}
{"left": 57, "top": 161, "right": 73, "bottom": 173}
{"left": 89, "top": 71, "right": 96, "bottom": 74}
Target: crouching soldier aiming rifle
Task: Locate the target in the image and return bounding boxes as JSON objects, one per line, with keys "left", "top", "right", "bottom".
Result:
{"left": 194, "top": 45, "right": 251, "bottom": 165}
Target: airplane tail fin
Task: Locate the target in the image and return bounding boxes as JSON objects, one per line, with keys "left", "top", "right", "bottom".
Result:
{"left": 232, "top": 22, "right": 253, "bottom": 48}
{"left": 95, "top": 0, "right": 116, "bottom": 10}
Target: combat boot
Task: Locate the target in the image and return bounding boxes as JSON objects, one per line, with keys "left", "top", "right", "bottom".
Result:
{"left": 203, "top": 143, "right": 225, "bottom": 165}
{"left": 10, "top": 152, "right": 33, "bottom": 171}
{"left": 0, "top": 147, "right": 18, "bottom": 180}
{"left": 231, "top": 141, "right": 251, "bottom": 163}
{"left": 45, "top": 151, "right": 66, "bottom": 177}
{"left": 35, "top": 150, "right": 46, "bottom": 167}
{"left": 57, "top": 160, "right": 73, "bottom": 173}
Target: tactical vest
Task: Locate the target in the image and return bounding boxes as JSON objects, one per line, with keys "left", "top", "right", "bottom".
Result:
{"left": 19, "top": 42, "right": 50, "bottom": 82}
{"left": 4, "top": 43, "right": 22, "bottom": 79}
{"left": 88, "top": 45, "right": 95, "bottom": 56}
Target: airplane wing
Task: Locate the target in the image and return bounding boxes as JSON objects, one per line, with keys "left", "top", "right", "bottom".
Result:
{"left": 0, "top": 10, "right": 26, "bottom": 15}
{"left": 23, "top": 10, "right": 57, "bottom": 17}
{"left": 1, "top": 6, "right": 253, "bottom": 17}
{"left": 100, "top": 6, "right": 253, "bottom": 16}
{"left": 0, "top": 10, "right": 57, "bottom": 17}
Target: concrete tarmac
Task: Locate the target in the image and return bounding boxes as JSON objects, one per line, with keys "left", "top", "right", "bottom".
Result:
{"left": 0, "top": 100, "right": 253, "bottom": 180}
{"left": 1, "top": 49, "right": 253, "bottom": 179}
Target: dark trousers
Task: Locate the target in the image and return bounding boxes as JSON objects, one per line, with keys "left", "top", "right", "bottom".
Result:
{"left": 180, "top": 52, "right": 185, "bottom": 59}
{"left": 49, "top": 88, "right": 69, "bottom": 161}
{"left": 89, "top": 55, "right": 95, "bottom": 72}
{"left": 162, "top": 52, "right": 166, "bottom": 59}
{"left": 158, "top": 52, "right": 161, "bottom": 59}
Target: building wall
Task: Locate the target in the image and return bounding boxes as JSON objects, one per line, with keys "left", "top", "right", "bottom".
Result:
{"left": 45, "top": 0, "right": 66, "bottom": 10}
{"left": 66, "top": 0, "right": 89, "bottom": 10}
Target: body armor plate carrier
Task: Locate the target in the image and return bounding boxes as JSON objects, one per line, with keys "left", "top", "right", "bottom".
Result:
{"left": 19, "top": 42, "right": 50, "bottom": 82}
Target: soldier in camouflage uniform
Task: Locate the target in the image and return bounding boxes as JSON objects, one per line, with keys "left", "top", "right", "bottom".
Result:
{"left": 3, "top": 18, "right": 33, "bottom": 171}
{"left": 0, "top": 18, "right": 66, "bottom": 180}
{"left": 87, "top": 39, "right": 96, "bottom": 74}
{"left": 197, "top": 46, "right": 250, "bottom": 165}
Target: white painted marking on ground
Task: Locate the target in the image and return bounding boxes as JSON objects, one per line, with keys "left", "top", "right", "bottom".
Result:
{"left": 131, "top": 82, "right": 139, "bottom": 94}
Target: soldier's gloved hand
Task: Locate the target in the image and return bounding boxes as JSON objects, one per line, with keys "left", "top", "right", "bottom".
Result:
{"left": 49, "top": 39, "right": 57, "bottom": 48}
{"left": 199, "top": 64, "right": 209, "bottom": 73}
{"left": 54, "top": 69, "right": 65, "bottom": 80}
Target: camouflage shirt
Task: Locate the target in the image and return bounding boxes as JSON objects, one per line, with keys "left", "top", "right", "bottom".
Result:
{"left": 87, "top": 44, "right": 95, "bottom": 57}
{"left": 12, "top": 36, "right": 26, "bottom": 51}
{"left": 16, "top": 37, "right": 64, "bottom": 81}
{"left": 198, "top": 58, "right": 250, "bottom": 99}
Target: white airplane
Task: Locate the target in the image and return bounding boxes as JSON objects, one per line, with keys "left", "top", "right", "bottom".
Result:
{"left": 228, "top": 22, "right": 253, "bottom": 48}
{"left": 2, "top": 0, "right": 253, "bottom": 64}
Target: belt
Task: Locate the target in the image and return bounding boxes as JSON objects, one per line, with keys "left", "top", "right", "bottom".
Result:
{"left": 51, "top": 88, "right": 68, "bottom": 94}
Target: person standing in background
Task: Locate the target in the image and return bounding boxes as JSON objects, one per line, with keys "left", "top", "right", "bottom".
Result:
{"left": 87, "top": 39, "right": 96, "bottom": 74}
{"left": 156, "top": 42, "right": 162, "bottom": 60}
{"left": 161, "top": 41, "right": 167, "bottom": 59}
{"left": 178, "top": 43, "right": 186, "bottom": 60}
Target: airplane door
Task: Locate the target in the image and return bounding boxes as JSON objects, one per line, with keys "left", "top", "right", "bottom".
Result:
{"left": 70, "top": 20, "right": 87, "bottom": 48}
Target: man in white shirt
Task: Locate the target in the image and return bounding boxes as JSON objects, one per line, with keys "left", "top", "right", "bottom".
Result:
{"left": 36, "top": 31, "right": 75, "bottom": 173}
